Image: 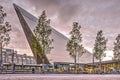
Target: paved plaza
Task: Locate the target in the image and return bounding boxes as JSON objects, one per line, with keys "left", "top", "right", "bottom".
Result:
{"left": 0, "top": 74, "right": 120, "bottom": 80}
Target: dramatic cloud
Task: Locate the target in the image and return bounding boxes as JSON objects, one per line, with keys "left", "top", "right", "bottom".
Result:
{"left": 0, "top": 0, "right": 120, "bottom": 60}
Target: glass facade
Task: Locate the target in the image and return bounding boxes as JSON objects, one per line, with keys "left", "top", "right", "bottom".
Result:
{"left": 2, "top": 48, "right": 36, "bottom": 65}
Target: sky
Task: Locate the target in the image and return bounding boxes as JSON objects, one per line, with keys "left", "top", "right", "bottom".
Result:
{"left": 0, "top": 0, "right": 120, "bottom": 60}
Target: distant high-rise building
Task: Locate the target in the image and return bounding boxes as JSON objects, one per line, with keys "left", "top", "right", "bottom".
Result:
{"left": 13, "top": 4, "right": 94, "bottom": 64}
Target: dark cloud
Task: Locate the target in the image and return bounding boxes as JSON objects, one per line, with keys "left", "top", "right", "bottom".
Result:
{"left": 26, "top": 0, "right": 81, "bottom": 24}
{"left": 57, "top": 1, "right": 80, "bottom": 23}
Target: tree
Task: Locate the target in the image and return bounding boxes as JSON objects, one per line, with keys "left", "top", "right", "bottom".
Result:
{"left": 34, "top": 11, "right": 53, "bottom": 64}
{"left": 0, "top": 5, "right": 11, "bottom": 67}
{"left": 93, "top": 30, "right": 107, "bottom": 73}
{"left": 113, "top": 34, "right": 120, "bottom": 69}
{"left": 66, "top": 22, "right": 85, "bottom": 72}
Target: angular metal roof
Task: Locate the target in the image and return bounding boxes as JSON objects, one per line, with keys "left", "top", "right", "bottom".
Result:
{"left": 13, "top": 3, "right": 95, "bottom": 64}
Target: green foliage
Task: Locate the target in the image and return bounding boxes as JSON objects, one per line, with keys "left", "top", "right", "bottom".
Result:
{"left": 93, "top": 30, "right": 107, "bottom": 60}
{"left": 31, "top": 36, "right": 43, "bottom": 57}
{"left": 34, "top": 10, "right": 53, "bottom": 56}
{"left": 66, "top": 22, "right": 84, "bottom": 61}
{"left": 113, "top": 34, "right": 120, "bottom": 60}
{"left": 0, "top": 5, "right": 11, "bottom": 64}
{"left": 0, "top": 5, "right": 11, "bottom": 47}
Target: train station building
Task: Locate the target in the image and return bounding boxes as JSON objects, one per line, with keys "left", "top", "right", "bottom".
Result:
{"left": 13, "top": 4, "right": 94, "bottom": 64}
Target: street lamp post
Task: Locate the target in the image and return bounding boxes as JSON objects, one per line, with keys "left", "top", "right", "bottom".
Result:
{"left": 4, "top": 51, "right": 7, "bottom": 63}
{"left": 21, "top": 56, "right": 24, "bottom": 70}
{"left": 11, "top": 49, "right": 16, "bottom": 74}
{"left": 93, "top": 53, "right": 94, "bottom": 74}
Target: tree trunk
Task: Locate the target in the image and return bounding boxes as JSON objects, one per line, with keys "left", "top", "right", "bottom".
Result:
{"left": 42, "top": 57, "right": 44, "bottom": 73}
{"left": 74, "top": 55, "right": 76, "bottom": 73}
{"left": 92, "top": 54, "right": 94, "bottom": 73}
{"left": 117, "top": 59, "right": 119, "bottom": 70}
{"left": 99, "top": 59, "right": 102, "bottom": 73}
{"left": 0, "top": 43, "right": 2, "bottom": 64}
{"left": 42, "top": 43, "right": 45, "bottom": 73}
{"left": 0, "top": 43, "right": 2, "bottom": 73}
